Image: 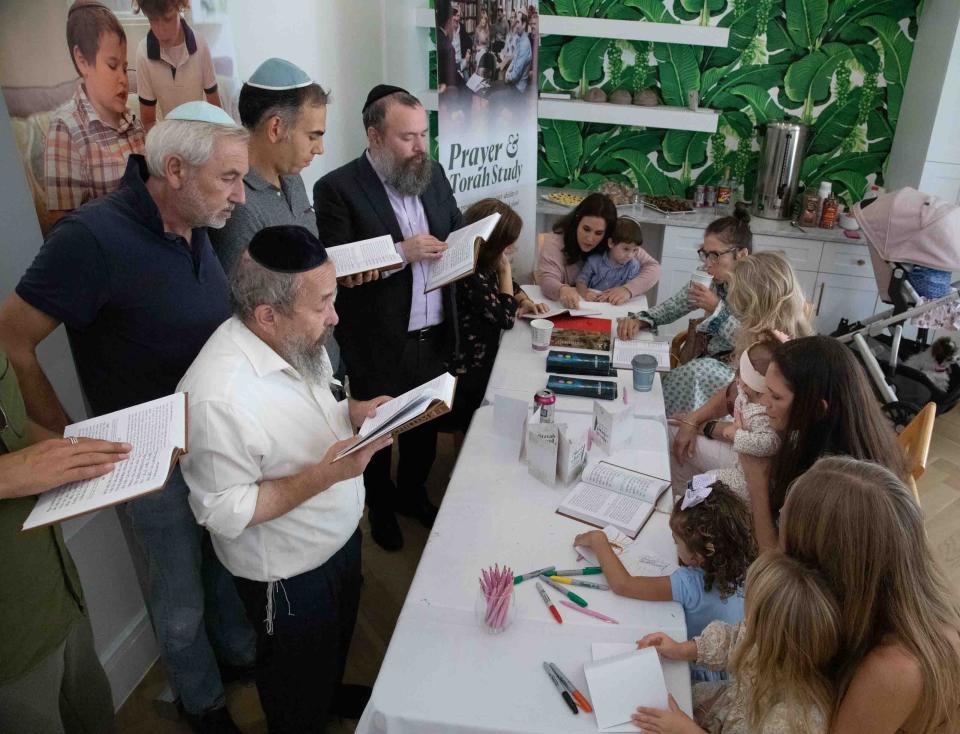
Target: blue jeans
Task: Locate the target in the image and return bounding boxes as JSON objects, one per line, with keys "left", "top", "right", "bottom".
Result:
{"left": 121, "top": 466, "right": 256, "bottom": 715}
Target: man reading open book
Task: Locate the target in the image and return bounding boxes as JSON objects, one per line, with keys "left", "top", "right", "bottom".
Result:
{"left": 179, "top": 226, "right": 392, "bottom": 732}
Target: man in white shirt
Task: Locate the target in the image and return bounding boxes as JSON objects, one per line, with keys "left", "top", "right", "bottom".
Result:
{"left": 178, "top": 225, "right": 392, "bottom": 732}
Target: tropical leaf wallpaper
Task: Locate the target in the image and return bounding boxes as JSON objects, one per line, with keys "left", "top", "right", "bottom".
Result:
{"left": 537, "top": 0, "right": 923, "bottom": 206}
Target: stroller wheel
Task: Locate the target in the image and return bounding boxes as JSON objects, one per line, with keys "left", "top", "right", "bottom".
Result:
{"left": 883, "top": 401, "right": 922, "bottom": 434}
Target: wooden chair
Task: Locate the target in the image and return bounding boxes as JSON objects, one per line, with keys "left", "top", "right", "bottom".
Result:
{"left": 670, "top": 331, "right": 687, "bottom": 369}
{"left": 896, "top": 402, "right": 936, "bottom": 502}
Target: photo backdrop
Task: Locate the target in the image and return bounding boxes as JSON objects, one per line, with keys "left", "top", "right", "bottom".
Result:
{"left": 537, "top": 0, "right": 924, "bottom": 207}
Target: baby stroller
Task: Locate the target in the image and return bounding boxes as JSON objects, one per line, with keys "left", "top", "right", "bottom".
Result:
{"left": 830, "top": 188, "right": 960, "bottom": 429}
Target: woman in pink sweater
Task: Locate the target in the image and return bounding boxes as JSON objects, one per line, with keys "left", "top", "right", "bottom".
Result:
{"left": 536, "top": 193, "right": 661, "bottom": 307}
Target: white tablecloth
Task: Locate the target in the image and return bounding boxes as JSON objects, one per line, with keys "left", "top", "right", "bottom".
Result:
{"left": 357, "top": 293, "right": 693, "bottom": 734}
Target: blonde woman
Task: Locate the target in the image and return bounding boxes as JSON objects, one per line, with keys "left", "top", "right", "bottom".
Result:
{"left": 474, "top": 8, "right": 490, "bottom": 53}
{"left": 668, "top": 252, "right": 813, "bottom": 487}
{"left": 632, "top": 551, "right": 841, "bottom": 734}
{"left": 782, "top": 457, "right": 960, "bottom": 734}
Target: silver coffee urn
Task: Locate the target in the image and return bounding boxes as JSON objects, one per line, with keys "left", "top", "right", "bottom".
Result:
{"left": 751, "top": 121, "right": 808, "bottom": 220}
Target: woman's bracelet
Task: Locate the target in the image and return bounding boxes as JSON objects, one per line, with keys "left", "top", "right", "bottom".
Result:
{"left": 677, "top": 418, "right": 699, "bottom": 429}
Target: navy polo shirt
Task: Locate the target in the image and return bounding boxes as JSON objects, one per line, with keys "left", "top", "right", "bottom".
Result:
{"left": 17, "top": 155, "right": 230, "bottom": 417}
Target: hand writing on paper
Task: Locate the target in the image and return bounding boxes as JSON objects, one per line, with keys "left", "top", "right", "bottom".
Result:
{"left": 338, "top": 269, "right": 381, "bottom": 288}
{"left": 0, "top": 437, "right": 132, "bottom": 499}
{"left": 597, "top": 286, "right": 632, "bottom": 305}
{"left": 636, "top": 633, "right": 697, "bottom": 662}
{"left": 348, "top": 395, "right": 393, "bottom": 430}
{"left": 616, "top": 317, "right": 650, "bottom": 340}
{"left": 573, "top": 529, "right": 611, "bottom": 553}
{"left": 558, "top": 285, "right": 580, "bottom": 309}
{"left": 631, "top": 695, "right": 705, "bottom": 734}
{"left": 400, "top": 234, "right": 447, "bottom": 262}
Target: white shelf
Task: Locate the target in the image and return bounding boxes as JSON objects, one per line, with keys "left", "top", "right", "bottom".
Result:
{"left": 416, "top": 8, "right": 730, "bottom": 48}
{"left": 538, "top": 15, "right": 729, "bottom": 47}
{"left": 418, "top": 89, "right": 438, "bottom": 111}
{"left": 538, "top": 98, "right": 719, "bottom": 133}
{"left": 415, "top": 7, "right": 435, "bottom": 27}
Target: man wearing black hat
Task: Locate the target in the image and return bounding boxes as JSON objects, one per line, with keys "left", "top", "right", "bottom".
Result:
{"left": 179, "top": 225, "right": 393, "bottom": 733}
{"left": 313, "top": 86, "right": 463, "bottom": 551}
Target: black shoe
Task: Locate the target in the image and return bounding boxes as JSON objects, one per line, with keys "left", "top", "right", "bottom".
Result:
{"left": 395, "top": 494, "right": 438, "bottom": 528}
{"left": 183, "top": 706, "right": 242, "bottom": 734}
{"left": 332, "top": 683, "right": 372, "bottom": 719}
{"left": 369, "top": 506, "right": 403, "bottom": 551}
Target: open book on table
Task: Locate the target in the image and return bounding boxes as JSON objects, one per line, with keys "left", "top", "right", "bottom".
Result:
{"left": 23, "top": 393, "right": 187, "bottom": 530}
{"left": 517, "top": 284, "right": 605, "bottom": 319}
{"left": 325, "top": 234, "right": 404, "bottom": 278}
{"left": 556, "top": 459, "right": 670, "bottom": 538}
{"left": 424, "top": 213, "right": 501, "bottom": 292}
{"left": 611, "top": 338, "right": 672, "bottom": 371}
{"left": 335, "top": 372, "right": 457, "bottom": 460}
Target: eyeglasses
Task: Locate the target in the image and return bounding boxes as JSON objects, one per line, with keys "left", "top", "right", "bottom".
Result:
{"left": 697, "top": 247, "right": 738, "bottom": 263}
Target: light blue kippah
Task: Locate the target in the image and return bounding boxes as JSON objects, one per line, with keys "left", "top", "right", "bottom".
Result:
{"left": 166, "top": 101, "right": 239, "bottom": 126}
{"left": 245, "top": 58, "right": 313, "bottom": 91}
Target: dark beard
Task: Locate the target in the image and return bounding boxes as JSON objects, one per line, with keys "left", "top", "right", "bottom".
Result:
{"left": 378, "top": 150, "right": 433, "bottom": 196}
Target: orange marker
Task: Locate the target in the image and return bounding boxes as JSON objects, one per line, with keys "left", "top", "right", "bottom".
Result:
{"left": 549, "top": 662, "right": 593, "bottom": 713}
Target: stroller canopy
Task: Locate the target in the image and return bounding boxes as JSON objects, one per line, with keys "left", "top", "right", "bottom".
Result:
{"left": 853, "top": 187, "right": 960, "bottom": 301}
{"left": 854, "top": 187, "right": 960, "bottom": 271}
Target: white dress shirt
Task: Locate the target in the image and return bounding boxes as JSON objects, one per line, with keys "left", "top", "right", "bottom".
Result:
{"left": 178, "top": 317, "right": 362, "bottom": 582}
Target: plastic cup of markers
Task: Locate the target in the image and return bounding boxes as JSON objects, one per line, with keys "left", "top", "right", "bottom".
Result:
{"left": 530, "top": 319, "right": 554, "bottom": 351}
{"left": 631, "top": 354, "right": 658, "bottom": 392}
{"left": 475, "top": 585, "right": 518, "bottom": 634}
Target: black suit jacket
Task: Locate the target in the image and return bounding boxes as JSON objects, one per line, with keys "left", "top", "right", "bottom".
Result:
{"left": 313, "top": 153, "right": 464, "bottom": 398}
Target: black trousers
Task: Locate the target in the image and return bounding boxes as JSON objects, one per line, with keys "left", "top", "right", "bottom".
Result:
{"left": 233, "top": 530, "right": 362, "bottom": 734}
{"left": 362, "top": 328, "right": 447, "bottom": 512}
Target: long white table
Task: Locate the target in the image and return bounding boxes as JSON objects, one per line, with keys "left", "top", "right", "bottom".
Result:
{"left": 357, "top": 295, "right": 691, "bottom": 734}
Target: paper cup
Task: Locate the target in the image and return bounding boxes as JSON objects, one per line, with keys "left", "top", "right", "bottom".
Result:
{"left": 688, "top": 270, "right": 713, "bottom": 303}
{"left": 631, "top": 354, "right": 658, "bottom": 392}
{"left": 530, "top": 319, "right": 554, "bottom": 351}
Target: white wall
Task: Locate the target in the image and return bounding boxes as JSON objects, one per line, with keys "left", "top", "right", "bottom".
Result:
{"left": 227, "top": 0, "right": 390, "bottom": 188}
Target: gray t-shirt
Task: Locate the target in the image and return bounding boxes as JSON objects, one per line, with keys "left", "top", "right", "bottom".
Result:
{"left": 210, "top": 168, "right": 317, "bottom": 276}
{"left": 210, "top": 167, "right": 341, "bottom": 372}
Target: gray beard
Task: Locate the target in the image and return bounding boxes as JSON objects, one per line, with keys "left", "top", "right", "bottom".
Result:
{"left": 372, "top": 147, "right": 433, "bottom": 196}
{"left": 281, "top": 331, "right": 334, "bottom": 386}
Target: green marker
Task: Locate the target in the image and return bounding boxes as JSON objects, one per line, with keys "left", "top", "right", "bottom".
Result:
{"left": 540, "top": 575, "right": 588, "bottom": 607}
{"left": 546, "top": 567, "right": 602, "bottom": 577}
{"left": 513, "top": 565, "right": 556, "bottom": 585}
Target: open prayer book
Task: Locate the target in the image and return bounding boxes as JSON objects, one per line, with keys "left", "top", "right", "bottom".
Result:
{"left": 325, "top": 234, "right": 404, "bottom": 278}
{"left": 424, "top": 213, "right": 501, "bottom": 292}
{"left": 611, "top": 338, "right": 671, "bottom": 371}
{"left": 23, "top": 393, "right": 187, "bottom": 530}
{"left": 556, "top": 459, "right": 670, "bottom": 538}
{"left": 335, "top": 372, "right": 457, "bottom": 460}
{"left": 517, "top": 284, "right": 605, "bottom": 319}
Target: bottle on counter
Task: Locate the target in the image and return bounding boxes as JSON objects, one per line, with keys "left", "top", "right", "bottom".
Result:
{"left": 715, "top": 167, "right": 733, "bottom": 214}
{"left": 819, "top": 191, "right": 839, "bottom": 229}
{"left": 799, "top": 187, "right": 820, "bottom": 226}
{"left": 816, "top": 181, "right": 833, "bottom": 223}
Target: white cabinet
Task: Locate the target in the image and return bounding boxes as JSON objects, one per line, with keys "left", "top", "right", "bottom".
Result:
{"left": 661, "top": 225, "right": 703, "bottom": 262}
{"left": 753, "top": 234, "right": 823, "bottom": 272}
{"left": 813, "top": 272, "right": 880, "bottom": 334}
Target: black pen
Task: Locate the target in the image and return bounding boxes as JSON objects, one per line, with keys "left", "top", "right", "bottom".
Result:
{"left": 542, "top": 661, "right": 578, "bottom": 714}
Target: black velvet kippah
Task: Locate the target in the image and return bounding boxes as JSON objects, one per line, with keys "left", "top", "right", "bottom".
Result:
{"left": 248, "top": 225, "right": 328, "bottom": 274}
{"left": 362, "top": 84, "right": 410, "bottom": 114}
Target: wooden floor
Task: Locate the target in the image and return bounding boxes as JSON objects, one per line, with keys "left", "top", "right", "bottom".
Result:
{"left": 117, "top": 413, "right": 960, "bottom": 732}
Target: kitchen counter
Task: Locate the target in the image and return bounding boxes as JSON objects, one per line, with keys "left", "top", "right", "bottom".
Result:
{"left": 537, "top": 187, "right": 858, "bottom": 245}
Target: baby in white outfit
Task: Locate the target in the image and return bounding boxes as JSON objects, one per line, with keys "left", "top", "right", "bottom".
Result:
{"left": 710, "top": 342, "right": 780, "bottom": 499}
